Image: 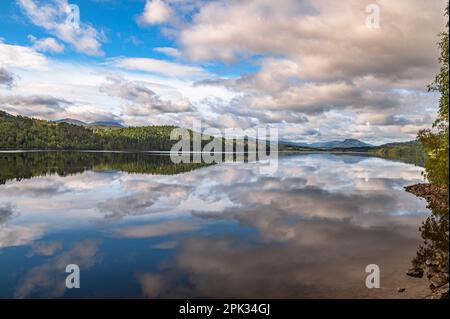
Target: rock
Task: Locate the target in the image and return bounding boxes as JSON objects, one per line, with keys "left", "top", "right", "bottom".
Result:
{"left": 426, "top": 283, "right": 449, "bottom": 299}
{"left": 404, "top": 183, "right": 449, "bottom": 212}
{"left": 397, "top": 288, "right": 406, "bottom": 293}
{"left": 440, "top": 262, "right": 449, "bottom": 273}
{"left": 406, "top": 267, "right": 424, "bottom": 278}
{"left": 429, "top": 273, "right": 449, "bottom": 290}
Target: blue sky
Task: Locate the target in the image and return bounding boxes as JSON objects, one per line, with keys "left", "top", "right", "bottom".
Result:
{"left": 0, "top": 1, "right": 171, "bottom": 59}
{"left": 0, "top": 0, "right": 258, "bottom": 75}
{"left": 0, "top": 0, "right": 447, "bottom": 144}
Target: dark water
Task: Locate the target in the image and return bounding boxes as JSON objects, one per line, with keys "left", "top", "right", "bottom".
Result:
{"left": 0, "top": 151, "right": 431, "bottom": 298}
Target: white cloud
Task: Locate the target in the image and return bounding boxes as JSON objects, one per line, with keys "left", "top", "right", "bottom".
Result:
{"left": 115, "top": 220, "right": 200, "bottom": 238}
{"left": 163, "top": 0, "right": 446, "bottom": 142}
{"left": 153, "top": 47, "right": 181, "bottom": 58}
{"left": 108, "top": 57, "right": 208, "bottom": 79}
{"left": 0, "top": 224, "right": 44, "bottom": 249}
{"left": 0, "top": 41, "right": 47, "bottom": 69}
{"left": 28, "top": 35, "right": 65, "bottom": 53}
{"left": 137, "top": 0, "right": 172, "bottom": 26}
{"left": 178, "top": 0, "right": 445, "bottom": 80}
{"left": 18, "top": 0, "right": 104, "bottom": 56}
{"left": 0, "top": 41, "right": 220, "bottom": 126}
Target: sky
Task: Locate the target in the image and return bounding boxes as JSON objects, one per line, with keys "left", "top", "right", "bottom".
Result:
{"left": 0, "top": 0, "right": 447, "bottom": 144}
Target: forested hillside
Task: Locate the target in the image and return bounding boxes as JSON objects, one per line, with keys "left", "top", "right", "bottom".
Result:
{"left": 0, "top": 110, "right": 190, "bottom": 151}
{"left": 0, "top": 110, "right": 284, "bottom": 153}
{"left": 368, "top": 140, "right": 426, "bottom": 166}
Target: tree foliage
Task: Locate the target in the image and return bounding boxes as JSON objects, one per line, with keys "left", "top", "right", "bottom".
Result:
{"left": 368, "top": 141, "right": 425, "bottom": 166}
{"left": 418, "top": 4, "right": 449, "bottom": 187}
{"left": 0, "top": 110, "right": 189, "bottom": 151}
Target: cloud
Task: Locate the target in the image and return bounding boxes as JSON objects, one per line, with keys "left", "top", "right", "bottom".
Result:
{"left": 129, "top": 154, "right": 429, "bottom": 298}
{"left": 0, "top": 67, "right": 15, "bottom": 88}
{"left": 27, "top": 241, "right": 63, "bottom": 257}
{"left": 153, "top": 47, "right": 181, "bottom": 58}
{"left": 0, "top": 203, "right": 16, "bottom": 224}
{"left": 137, "top": 273, "right": 168, "bottom": 298}
{"left": 28, "top": 35, "right": 65, "bottom": 53}
{"left": 18, "top": 0, "right": 104, "bottom": 56}
{"left": 0, "top": 179, "right": 69, "bottom": 197}
{"left": 0, "top": 94, "right": 71, "bottom": 117}
{"left": 146, "top": 218, "right": 424, "bottom": 298}
{"left": 98, "top": 193, "right": 156, "bottom": 221}
{"left": 163, "top": 0, "right": 446, "bottom": 142}
{"left": 115, "top": 220, "right": 200, "bottom": 238}
{"left": 108, "top": 57, "right": 208, "bottom": 79}
{"left": 3, "top": 0, "right": 445, "bottom": 143}
{"left": 0, "top": 41, "right": 47, "bottom": 69}
{"left": 137, "top": 0, "right": 172, "bottom": 26}
{"left": 63, "top": 103, "right": 123, "bottom": 123}
{"left": 178, "top": 0, "right": 444, "bottom": 81}
{"left": 0, "top": 41, "right": 206, "bottom": 128}
{"left": 14, "top": 239, "right": 102, "bottom": 298}
{"left": 0, "top": 152, "right": 429, "bottom": 297}
{"left": 98, "top": 182, "right": 193, "bottom": 220}
{"left": 0, "top": 224, "right": 44, "bottom": 249}
{"left": 100, "top": 75, "right": 193, "bottom": 115}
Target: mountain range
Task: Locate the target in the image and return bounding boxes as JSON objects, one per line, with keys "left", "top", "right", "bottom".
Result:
{"left": 54, "top": 118, "right": 124, "bottom": 128}
{"left": 55, "top": 117, "right": 371, "bottom": 148}
{"left": 1, "top": 110, "right": 424, "bottom": 167}
{"left": 52, "top": 116, "right": 406, "bottom": 151}
{"left": 282, "top": 139, "right": 373, "bottom": 149}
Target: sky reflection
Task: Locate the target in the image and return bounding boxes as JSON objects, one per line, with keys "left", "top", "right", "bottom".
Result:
{"left": 0, "top": 152, "right": 431, "bottom": 298}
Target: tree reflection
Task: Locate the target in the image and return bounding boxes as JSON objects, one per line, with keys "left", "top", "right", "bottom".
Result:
{"left": 409, "top": 187, "right": 449, "bottom": 299}
{"left": 0, "top": 151, "right": 211, "bottom": 184}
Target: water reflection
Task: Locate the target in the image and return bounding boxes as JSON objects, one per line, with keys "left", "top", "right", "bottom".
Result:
{"left": 0, "top": 151, "right": 210, "bottom": 185}
{"left": 0, "top": 152, "right": 433, "bottom": 298}
{"left": 408, "top": 186, "right": 449, "bottom": 299}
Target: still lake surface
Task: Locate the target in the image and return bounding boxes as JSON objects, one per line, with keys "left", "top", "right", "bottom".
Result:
{"left": 0, "top": 151, "right": 430, "bottom": 298}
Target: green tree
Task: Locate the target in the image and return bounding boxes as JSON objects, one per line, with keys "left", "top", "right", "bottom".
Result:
{"left": 418, "top": 3, "right": 449, "bottom": 187}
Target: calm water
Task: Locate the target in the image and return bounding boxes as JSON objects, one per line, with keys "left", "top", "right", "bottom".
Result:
{"left": 0, "top": 151, "right": 431, "bottom": 298}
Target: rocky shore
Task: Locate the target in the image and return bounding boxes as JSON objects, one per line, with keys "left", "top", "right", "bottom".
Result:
{"left": 405, "top": 183, "right": 449, "bottom": 299}
{"left": 405, "top": 183, "right": 448, "bottom": 212}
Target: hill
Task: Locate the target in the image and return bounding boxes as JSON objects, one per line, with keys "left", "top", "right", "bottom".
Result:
{"left": 0, "top": 110, "right": 270, "bottom": 153}
{"left": 291, "top": 139, "right": 373, "bottom": 149}
{"left": 90, "top": 121, "right": 124, "bottom": 128}
{"left": 0, "top": 110, "right": 427, "bottom": 165}
{"left": 55, "top": 118, "right": 124, "bottom": 128}
{"left": 368, "top": 140, "right": 426, "bottom": 166}
{"left": 54, "top": 118, "right": 87, "bottom": 126}
{"left": 0, "top": 110, "right": 186, "bottom": 151}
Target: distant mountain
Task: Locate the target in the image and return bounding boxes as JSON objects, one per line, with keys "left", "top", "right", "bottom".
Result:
{"left": 314, "top": 139, "right": 373, "bottom": 148}
{"left": 288, "top": 139, "right": 373, "bottom": 149}
{"left": 54, "top": 118, "right": 87, "bottom": 126}
{"left": 55, "top": 118, "right": 124, "bottom": 128}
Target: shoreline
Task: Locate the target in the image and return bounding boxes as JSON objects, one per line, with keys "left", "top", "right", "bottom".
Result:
{"left": 405, "top": 183, "right": 449, "bottom": 213}
{"left": 404, "top": 183, "right": 449, "bottom": 299}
